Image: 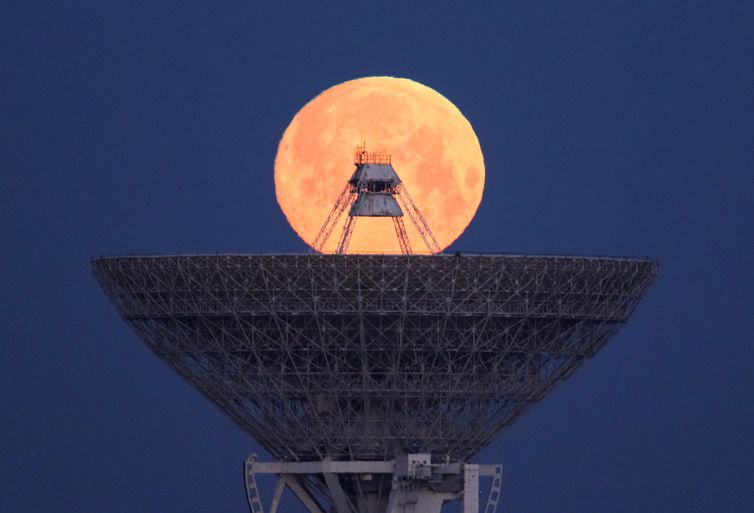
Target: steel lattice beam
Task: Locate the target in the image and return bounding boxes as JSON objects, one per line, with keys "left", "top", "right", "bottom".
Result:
{"left": 92, "top": 253, "right": 657, "bottom": 462}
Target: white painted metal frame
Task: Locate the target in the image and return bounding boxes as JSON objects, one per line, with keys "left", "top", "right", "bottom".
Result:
{"left": 244, "top": 453, "right": 503, "bottom": 513}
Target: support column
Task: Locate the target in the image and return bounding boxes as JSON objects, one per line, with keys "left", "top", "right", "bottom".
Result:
{"left": 462, "top": 464, "right": 479, "bottom": 513}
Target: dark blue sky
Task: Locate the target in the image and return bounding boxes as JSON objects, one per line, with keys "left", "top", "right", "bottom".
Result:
{"left": 2, "top": 1, "right": 753, "bottom": 512}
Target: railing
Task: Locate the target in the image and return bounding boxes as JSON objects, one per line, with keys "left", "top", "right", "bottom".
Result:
{"left": 354, "top": 143, "right": 391, "bottom": 165}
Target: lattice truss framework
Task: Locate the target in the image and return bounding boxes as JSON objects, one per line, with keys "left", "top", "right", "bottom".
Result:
{"left": 92, "top": 254, "right": 657, "bottom": 462}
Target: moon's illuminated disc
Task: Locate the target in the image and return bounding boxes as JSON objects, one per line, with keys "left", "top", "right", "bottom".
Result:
{"left": 274, "top": 76, "right": 485, "bottom": 254}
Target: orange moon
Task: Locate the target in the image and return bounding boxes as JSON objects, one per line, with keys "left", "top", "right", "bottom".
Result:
{"left": 274, "top": 76, "right": 485, "bottom": 254}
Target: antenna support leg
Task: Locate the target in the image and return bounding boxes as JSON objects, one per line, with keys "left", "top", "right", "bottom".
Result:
{"left": 244, "top": 453, "right": 502, "bottom": 513}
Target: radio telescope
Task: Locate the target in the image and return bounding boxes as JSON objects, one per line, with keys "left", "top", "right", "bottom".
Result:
{"left": 93, "top": 144, "right": 656, "bottom": 513}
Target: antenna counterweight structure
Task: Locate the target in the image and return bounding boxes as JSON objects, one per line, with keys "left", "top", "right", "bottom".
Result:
{"left": 312, "top": 144, "right": 440, "bottom": 254}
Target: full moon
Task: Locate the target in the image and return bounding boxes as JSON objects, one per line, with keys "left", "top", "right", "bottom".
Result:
{"left": 274, "top": 76, "right": 485, "bottom": 254}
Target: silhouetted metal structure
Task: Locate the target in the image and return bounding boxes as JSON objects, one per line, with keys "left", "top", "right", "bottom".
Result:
{"left": 93, "top": 253, "right": 657, "bottom": 513}
{"left": 312, "top": 145, "right": 441, "bottom": 255}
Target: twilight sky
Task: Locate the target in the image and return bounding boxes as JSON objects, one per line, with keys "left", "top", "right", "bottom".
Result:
{"left": 2, "top": 1, "right": 753, "bottom": 512}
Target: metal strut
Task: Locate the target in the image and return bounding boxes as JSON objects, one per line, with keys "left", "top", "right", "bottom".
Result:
{"left": 392, "top": 217, "right": 412, "bottom": 254}
{"left": 312, "top": 185, "right": 356, "bottom": 252}
{"left": 336, "top": 215, "right": 357, "bottom": 254}
{"left": 396, "top": 184, "right": 441, "bottom": 254}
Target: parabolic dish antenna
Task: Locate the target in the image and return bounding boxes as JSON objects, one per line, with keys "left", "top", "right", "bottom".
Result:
{"left": 94, "top": 77, "right": 657, "bottom": 513}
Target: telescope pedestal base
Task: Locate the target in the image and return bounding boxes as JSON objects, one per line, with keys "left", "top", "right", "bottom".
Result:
{"left": 245, "top": 454, "right": 502, "bottom": 513}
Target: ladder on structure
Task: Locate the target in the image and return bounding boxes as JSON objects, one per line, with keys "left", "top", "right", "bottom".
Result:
{"left": 245, "top": 455, "right": 265, "bottom": 513}
{"left": 484, "top": 465, "right": 503, "bottom": 513}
